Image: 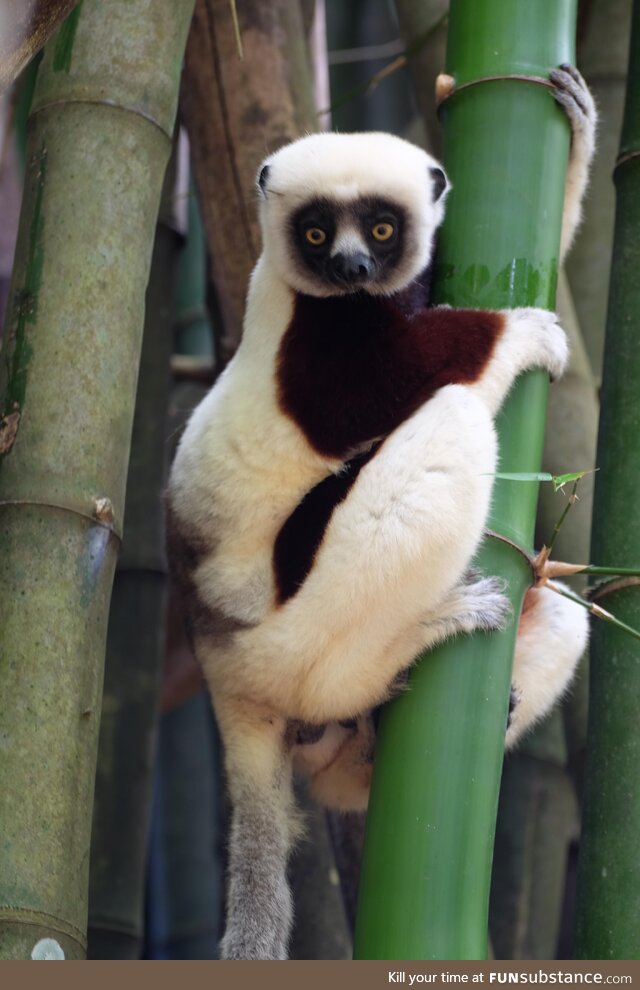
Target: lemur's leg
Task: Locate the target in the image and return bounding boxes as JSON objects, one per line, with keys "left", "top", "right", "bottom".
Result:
{"left": 295, "top": 586, "right": 588, "bottom": 813}
{"left": 506, "top": 584, "right": 589, "bottom": 748}
{"left": 253, "top": 384, "right": 507, "bottom": 720}
{"left": 214, "top": 697, "right": 299, "bottom": 960}
{"left": 293, "top": 716, "right": 376, "bottom": 812}
{"left": 551, "top": 64, "right": 597, "bottom": 262}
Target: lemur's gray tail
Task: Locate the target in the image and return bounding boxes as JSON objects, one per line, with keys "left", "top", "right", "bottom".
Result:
{"left": 216, "top": 701, "right": 299, "bottom": 960}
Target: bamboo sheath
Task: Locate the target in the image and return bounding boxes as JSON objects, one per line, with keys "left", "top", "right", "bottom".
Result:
{"left": 0, "top": 0, "right": 195, "bottom": 959}
{"left": 574, "top": 0, "right": 640, "bottom": 959}
{"left": 354, "top": 0, "right": 575, "bottom": 959}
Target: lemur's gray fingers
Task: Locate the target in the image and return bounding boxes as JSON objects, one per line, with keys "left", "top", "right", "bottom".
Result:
{"left": 432, "top": 577, "right": 511, "bottom": 635}
{"left": 551, "top": 82, "right": 590, "bottom": 123}
{"left": 468, "top": 577, "right": 511, "bottom": 632}
{"left": 549, "top": 66, "right": 595, "bottom": 126}
{"left": 559, "top": 62, "right": 587, "bottom": 87}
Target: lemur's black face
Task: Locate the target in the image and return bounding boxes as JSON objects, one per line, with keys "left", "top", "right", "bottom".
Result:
{"left": 258, "top": 134, "right": 450, "bottom": 298}
{"left": 289, "top": 197, "right": 410, "bottom": 295}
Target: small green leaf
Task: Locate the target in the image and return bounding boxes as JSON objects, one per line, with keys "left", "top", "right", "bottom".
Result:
{"left": 491, "top": 472, "right": 554, "bottom": 482}
{"left": 551, "top": 469, "right": 593, "bottom": 491}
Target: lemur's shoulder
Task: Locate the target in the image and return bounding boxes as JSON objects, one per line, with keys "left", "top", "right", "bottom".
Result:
{"left": 277, "top": 289, "right": 506, "bottom": 459}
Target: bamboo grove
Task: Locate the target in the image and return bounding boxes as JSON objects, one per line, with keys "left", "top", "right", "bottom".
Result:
{"left": 0, "top": 0, "right": 638, "bottom": 962}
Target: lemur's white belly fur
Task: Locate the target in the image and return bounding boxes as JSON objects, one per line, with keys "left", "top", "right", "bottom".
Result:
{"left": 170, "top": 331, "right": 498, "bottom": 722}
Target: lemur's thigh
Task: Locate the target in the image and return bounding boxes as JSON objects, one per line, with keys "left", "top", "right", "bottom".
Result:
{"left": 235, "top": 385, "right": 498, "bottom": 721}
{"left": 507, "top": 584, "right": 589, "bottom": 748}
{"left": 293, "top": 384, "right": 498, "bottom": 626}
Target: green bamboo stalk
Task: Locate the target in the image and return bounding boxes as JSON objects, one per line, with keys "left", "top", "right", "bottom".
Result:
{"left": 354, "top": 0, "right": 575, "bottom": 960}
{"left": 87, "top": 165, "right": 180, "bottom": 960}
{"left": 489, "top": 270, "right": 598, "bottom": 958}
{"left": 574, "top": 0, "right": 640, "bottom": 959}
{"left": 0, "top": 0, "right": 195, "bottom": 960}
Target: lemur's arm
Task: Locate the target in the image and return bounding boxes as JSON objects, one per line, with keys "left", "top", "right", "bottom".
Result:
{"left": 552, "top": 64, "right": 597, "bottom": 262}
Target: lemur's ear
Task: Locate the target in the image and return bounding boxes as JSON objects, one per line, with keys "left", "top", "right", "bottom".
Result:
{"left": 429, "top": 166, "right": 448, "bottom": 201}
{"left": 258, "top": 164, "right": 270, "bottom": 197}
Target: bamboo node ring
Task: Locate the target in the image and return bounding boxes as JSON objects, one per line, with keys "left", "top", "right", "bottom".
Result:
{"left": 590, "top": 575, "right": 640, "bottom": 602}
{"left": 435, "top": 72, "right": 554, "bottom": 110}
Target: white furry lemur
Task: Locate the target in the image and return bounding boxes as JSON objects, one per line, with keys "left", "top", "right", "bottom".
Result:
{"left": 167, "top": 65, "right": 595, "bottom": 959}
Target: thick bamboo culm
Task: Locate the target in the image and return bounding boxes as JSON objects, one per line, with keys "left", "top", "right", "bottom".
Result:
{"left": 574, "top": 0, "right": 640, "bottom": 959}
{"left": 87, "top": 170, "right": 181, "bottom": 960}
{"left": 354, "top": 0, "right": 575, "bottom": 959}
{"left": 0, "top": 0, "right": 195, "bottom": 959}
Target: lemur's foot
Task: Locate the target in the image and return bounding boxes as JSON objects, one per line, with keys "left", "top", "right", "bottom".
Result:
{"left": 426, "top": 576, "right": 511, "bottom": 639}
{"left": 550, "top": 64, "right": 597, "bottom": 147}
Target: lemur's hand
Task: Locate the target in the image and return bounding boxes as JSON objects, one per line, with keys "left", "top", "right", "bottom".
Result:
{"left": 550, "top": 64, "right": 597, "bottom": 157}
{"left": 550, "top": 64, "right": 597, "bottom": 261}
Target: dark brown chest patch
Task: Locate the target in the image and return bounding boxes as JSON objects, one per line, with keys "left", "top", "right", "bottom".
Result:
{"left": 277, "top": 291, "right": 505, "bottom": 459}
{"left": 273, "top": 444, "right": 380, "bottom": 605}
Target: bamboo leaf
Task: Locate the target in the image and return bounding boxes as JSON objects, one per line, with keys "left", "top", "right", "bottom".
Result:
{"left": 493, "top": 472, "right": 555, "bottom": 482}
{"left": 492, "top": 469, "right": 593, "bottom": 491}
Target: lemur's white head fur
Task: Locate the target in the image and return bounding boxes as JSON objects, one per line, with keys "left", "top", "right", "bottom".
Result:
{"left": 257, "top": 132, "right": 450, "bottom": 298}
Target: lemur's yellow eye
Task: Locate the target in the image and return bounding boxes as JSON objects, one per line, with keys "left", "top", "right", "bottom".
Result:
{"left": 305, "top": 227, "right": 326, "bottom": 245}
{"left": 372, "top": 222, "right": 394, "bottom": 242}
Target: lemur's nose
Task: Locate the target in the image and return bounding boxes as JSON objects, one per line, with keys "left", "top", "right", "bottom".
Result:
{"left": 330, "top": 252, "right": 376, "bottom": 285}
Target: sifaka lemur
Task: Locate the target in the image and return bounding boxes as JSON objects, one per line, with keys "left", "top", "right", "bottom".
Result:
{"left": 167, "top": 64, "right": 595, "bottom": 959}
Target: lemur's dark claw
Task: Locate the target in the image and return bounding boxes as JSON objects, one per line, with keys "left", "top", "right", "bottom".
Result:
{"left": 507, "top": 687, "right": 520, "bottom": 729}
